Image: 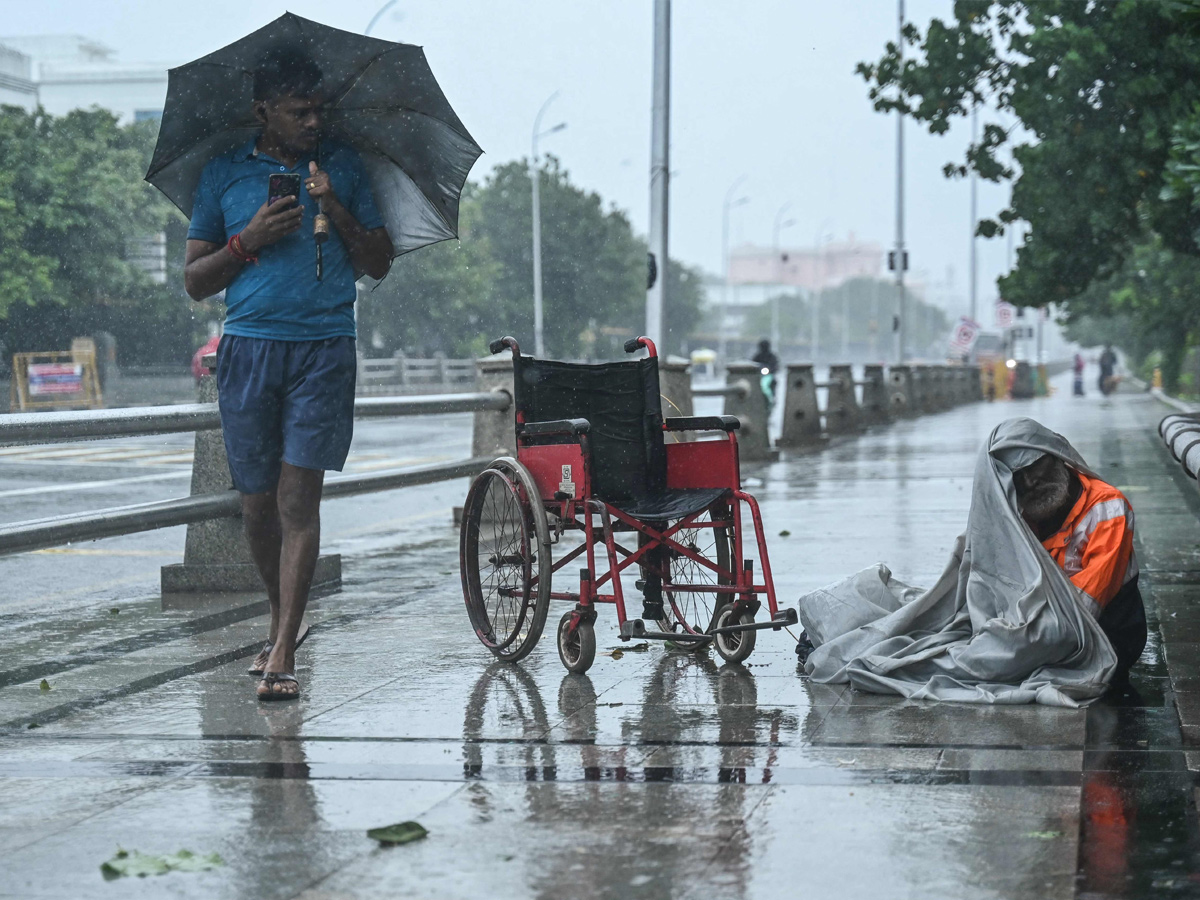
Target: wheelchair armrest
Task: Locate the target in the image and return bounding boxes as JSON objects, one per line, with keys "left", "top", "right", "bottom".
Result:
{"left": 664, "top": 415, "right": 740, "bottom": 432}
{"left": 520, "top": 418, "right": 591, "bottom": 437}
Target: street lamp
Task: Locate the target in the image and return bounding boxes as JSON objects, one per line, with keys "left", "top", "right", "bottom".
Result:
{"left": 365, "top": 0, "right": 400, "bottom": 34}
{"left": 719, "top": 177, "right": 749, "bottom": 364}
{"left": 771, "top": 202, "right": 796, "bottom": 353}
{"left": 531, "top": 92, "right": 566, "bottom": 358}
{"left": 810, "top": 219, "right": 834, "bottom": 364}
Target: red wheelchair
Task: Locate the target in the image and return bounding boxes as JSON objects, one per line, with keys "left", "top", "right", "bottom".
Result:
{"left": 459, "top": 335, "right": 794, "bottom": 674}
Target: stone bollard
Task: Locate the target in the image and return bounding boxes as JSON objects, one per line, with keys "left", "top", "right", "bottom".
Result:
{"left": 888, "top": 365, "right": 915, "bottom": 417}
{"left": 968, "top": 365, "right": 984, "bottom": 401}
{"left": 658, "top": 358, "right": 694, "bottom": 442}
{"left": 859, "top": 365, "right": 890, "bottom": 426}
{"left": 933, "top": 366, "right": 952, "bottom": 411}
{"left": 724, "top": 362, "right": 776, "bottom": 460}
{"left": 823, "top": 364, "right": 861, "bottom": 435}
{"left": 472, "top": 354, "right": 517, "bottom": 459}
{"left": 161, "top": 355, "right": 341, "bottom": 594}
{"left": 911, "top": 367, "right": 935, "bottom": 414}
{"left": 779, "top": 364, "right": 823, "bottom": 446}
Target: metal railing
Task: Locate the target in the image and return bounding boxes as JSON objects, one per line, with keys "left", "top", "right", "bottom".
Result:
{"left": 357, "top": 355, "right": 476, "bottom": 394}
{"left": 0, "top": 390, "right": 509, "bottom": 556}
{"left": 0, "top": 392, "right": 509, "bottom": 447}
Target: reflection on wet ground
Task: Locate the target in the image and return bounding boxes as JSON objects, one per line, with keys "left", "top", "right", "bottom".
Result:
{"left": 2, "top": 384, "right": 1200, "bottom": 897}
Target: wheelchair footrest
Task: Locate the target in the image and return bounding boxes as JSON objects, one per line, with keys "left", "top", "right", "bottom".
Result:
{"left": 619, "top": 619, "right": 710, "bottom": 643}
{"left": 710, "top": 608, "right": 799, "bottom": 637}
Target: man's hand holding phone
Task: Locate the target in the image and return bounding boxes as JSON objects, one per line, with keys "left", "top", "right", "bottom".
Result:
{"left": 240, "top": 194, "right": 304, "bottom": 254}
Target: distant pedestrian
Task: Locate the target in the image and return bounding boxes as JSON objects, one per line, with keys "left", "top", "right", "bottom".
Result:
{"left": 183, "top": 48, "right": 394, "bottom": 701}
{"left": 752, "top": 339, "right": 780, "bottom": 409}
{"left": 1099, "top": 345, "right": 1117, "bottom": 396}
{"left": 1073, "top": 352, "right": 1086, "bottom": 397}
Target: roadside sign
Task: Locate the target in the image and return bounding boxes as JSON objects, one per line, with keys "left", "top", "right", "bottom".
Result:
{"left": 995, "top": 301, "right": 1015, "bottom": 328}
{"left": 9, "top": 348, "right": 103, "bottom": 411}
{"left": 949, "top": 316, "right": 981, "bottom": 354}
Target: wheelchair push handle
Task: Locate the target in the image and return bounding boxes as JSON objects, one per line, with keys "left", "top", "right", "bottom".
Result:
{"left": 489, "top": 336, "right": 521, "bottom": 359}
{"left": 624, "top": 336, "right": 658, "bottom": 358}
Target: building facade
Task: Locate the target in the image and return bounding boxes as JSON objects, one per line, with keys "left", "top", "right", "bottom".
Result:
{"left": 0, "top": 35, "right": 168, "bottom": 123}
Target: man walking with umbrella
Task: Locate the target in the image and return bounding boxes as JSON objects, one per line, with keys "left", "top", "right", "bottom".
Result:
{"left": 184, "top": 48, "right": 393, "bottom": 700}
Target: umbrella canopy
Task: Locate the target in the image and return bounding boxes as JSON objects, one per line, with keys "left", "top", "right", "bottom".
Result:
{"left": 145, "top": 12, "right": 482, "bottom": 256}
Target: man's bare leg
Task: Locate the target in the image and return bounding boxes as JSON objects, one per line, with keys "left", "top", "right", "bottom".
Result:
{"left": 242, "top": 490, "right": 283, "bottom": 673}
{"left": 260, "top": 462, "right": 325, "bottom": 697}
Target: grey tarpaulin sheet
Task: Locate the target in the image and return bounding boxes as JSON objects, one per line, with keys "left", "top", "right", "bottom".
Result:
{"left": 797, "top": 417, "right": 1118, "bottom": 707}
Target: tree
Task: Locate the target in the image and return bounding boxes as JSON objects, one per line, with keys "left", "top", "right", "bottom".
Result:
{"left": 360, "top": 157, "right": 703, "bottom": 359}
{"left": 857, "top": 1, "right": 1200, "bottom": 361}
{"left": 0, "top": 105, "right": 207, "bottom": 366}
{"left": 0, "top": 106, "right": 174, "bottom": 318}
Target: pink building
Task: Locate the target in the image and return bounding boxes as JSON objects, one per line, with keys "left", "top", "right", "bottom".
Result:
{"left": 728, "top": 235, "right": 883, "bottom": 291}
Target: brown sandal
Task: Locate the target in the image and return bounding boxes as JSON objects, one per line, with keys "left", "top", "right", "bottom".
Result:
{"left": 248, "top": 623, "right": 311, "bottom": 675}
{"left": 257, "top": 672, "right": 300, "bottom": 702}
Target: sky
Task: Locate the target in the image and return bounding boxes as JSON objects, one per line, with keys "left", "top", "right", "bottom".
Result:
{"left": 1, "top": 0, "right": 1018, "bottom": 319}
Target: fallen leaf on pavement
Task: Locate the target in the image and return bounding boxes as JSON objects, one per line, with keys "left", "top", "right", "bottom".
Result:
{"left": 367, "top": 821, "right": 429, "bottom": 846}
{"left": 101, "top": 848, "right": 223, "bottom": 879}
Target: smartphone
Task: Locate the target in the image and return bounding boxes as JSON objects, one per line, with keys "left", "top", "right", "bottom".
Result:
{"left": 267, "top": 173, "right": 302, "bottom": 207}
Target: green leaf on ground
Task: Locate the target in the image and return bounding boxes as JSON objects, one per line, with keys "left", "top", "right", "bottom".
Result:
{"left": 627, "top": 642, "right": 651, "bottom": 652}
{"left": 779, "top": 529, "right": 792, "bottom": 537}
{"left": 26, "top": 723, "right": 39, "bottom": 729}
{"left": 100, "top": 848, "right": 223, "bottom": 879}
{"left": 38, "top": 679, "right": 50, "bottom": 692}
{"left": 367, "top": 821, "right": 428, "bottom": 846}
{"left": 609, "top": 649, "right": 624, "bottom": 660}
{"left": 1023, "top": 830, "right": 1063, "bottom": 840}
{"left": 109, "top": 608, "right": 120, "bottom": 615}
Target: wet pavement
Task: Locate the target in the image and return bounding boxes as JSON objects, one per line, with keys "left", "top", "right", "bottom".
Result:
{"left": 2, "top": 376, "right": 1200, "bottom": 898}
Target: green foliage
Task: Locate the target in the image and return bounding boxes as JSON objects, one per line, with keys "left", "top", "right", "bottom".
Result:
{"left": 0, "top": 106, "right": 174, "bottom": 318}
{"left": 858, "top": 1, "right": 1200, "bottom": 315}
{"left": 361, "top": 157, "right": 703, "bottom": 359}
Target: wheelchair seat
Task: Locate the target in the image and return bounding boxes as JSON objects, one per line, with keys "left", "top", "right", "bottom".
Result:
{"left": 610, "top": 487, "right": 731, "bottom": 521}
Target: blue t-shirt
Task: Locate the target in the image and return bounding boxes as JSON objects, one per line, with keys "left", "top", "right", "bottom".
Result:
{"left": 187, "top": 138, "right": 385, "bottom": 341}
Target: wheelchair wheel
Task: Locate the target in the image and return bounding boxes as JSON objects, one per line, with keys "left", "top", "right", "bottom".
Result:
{"left": 658, "top": 502, "right": 734, "bottom": 642}
{"left": 713, "top": 604, "right": 756, "bottom": 664}
{"left": 557, "top": 611, "right": 596, "bottom": 674}
{"left": 461, "top": 458, "right": 551, "bottom": 663}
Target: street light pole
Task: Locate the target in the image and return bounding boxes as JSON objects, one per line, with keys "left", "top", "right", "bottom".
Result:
{"left": 531, "top": 93, "right": 566, "bottom": 358}
{"left": 645, "top": 0, "right": 671, "bottom": 348}
{"left": 811, "top": 221, "right": 833, "bottom": 364}
{"left": 969, "top": 105, "right": 978, "bottom": 323}
{"left": 771, "top": 202, "right": 795, "bottom": 353}
{"left": 719, "top": 177, "right": 748, "bottom": 364}
{"left": 894, "top": 0, "right": 907, "bottom": 363}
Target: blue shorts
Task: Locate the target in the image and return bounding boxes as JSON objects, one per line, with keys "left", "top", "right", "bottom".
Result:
{"left": 216, "top": 335, "right": 357, "bottom": 494}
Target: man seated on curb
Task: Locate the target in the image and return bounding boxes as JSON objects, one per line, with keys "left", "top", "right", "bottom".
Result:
{"left": 1012, "top": 452, "right": 1146, "bottom": 685}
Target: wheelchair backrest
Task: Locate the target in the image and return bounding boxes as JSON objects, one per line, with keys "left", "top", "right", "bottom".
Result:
{"left": 514, "top": 356, "right": 666, "bottom": 502}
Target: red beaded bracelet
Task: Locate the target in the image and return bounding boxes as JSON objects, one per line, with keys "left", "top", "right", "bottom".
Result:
{"left": 227, "top": 232, "right": 258, "bottom": 264}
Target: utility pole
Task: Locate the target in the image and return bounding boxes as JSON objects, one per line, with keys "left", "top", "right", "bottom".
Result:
{"left": 531, "top": 93, "right": 566, "bottom": 358}
{"left": 719, "top": 177, "right": 748, "bottom": 364}
{"left": 894, "top": 0, "right": 907, "bottom": 363}
{"left": 645, "top": 0, "right": 670, "bottom": 348}
{"left": 771, "top": 202, "right": 795, "bottom": 353}
{"left": 969, "top": 105, "right": 978, "bottom": 322}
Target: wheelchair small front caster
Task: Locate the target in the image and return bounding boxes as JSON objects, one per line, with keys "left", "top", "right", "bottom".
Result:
{"left": 557, "top": 611, "right": 596, "bottom": 674}
{"left": 713, "top": 605, "right": 756, "bottom": 664}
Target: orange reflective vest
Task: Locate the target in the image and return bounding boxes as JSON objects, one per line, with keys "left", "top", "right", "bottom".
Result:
{"left": 1040, "top": 473, "right": 1138, "bottom": 617}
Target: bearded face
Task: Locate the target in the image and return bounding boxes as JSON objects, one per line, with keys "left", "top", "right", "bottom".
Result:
{"left": 1013, "top": 454, "right": 1073, "bottom": 523}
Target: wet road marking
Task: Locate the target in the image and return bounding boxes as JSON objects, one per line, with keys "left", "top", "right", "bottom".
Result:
{"left": 0, "top": 758, "right": 1091, "bottom": 787}
{"left": 0, "top": 470, "right": 190, "bottom": 499}
{"left": 29, "top": 548, "right": 175, "bottom": 557}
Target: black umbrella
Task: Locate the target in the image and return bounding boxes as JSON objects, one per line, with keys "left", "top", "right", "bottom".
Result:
{"left": 145, "top": 12, "right": 482, "bottom": 258}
